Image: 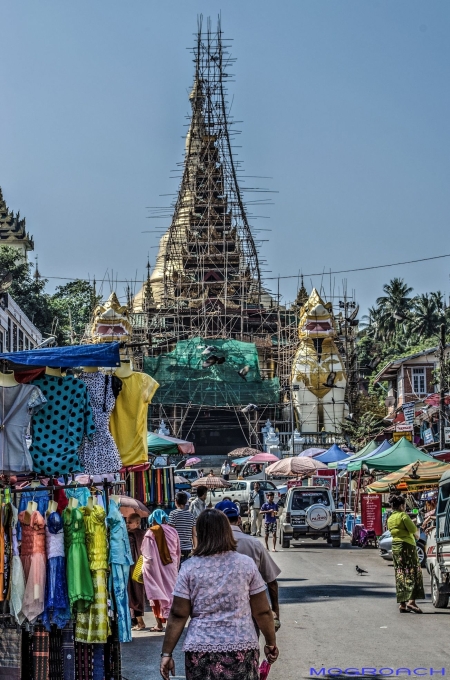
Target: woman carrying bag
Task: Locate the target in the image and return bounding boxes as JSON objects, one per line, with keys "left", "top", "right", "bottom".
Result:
{"left": 159, "top": 508, "right": 278, "bottom": 680}
{"left": 387, "top": 493, "right": 425, "bottom": 614}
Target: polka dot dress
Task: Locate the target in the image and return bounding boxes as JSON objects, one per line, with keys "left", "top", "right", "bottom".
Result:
{"left": 78, "top": 372, "right": 123, "bottom": 475}
{"left": 30, "top": 375, "right": 96, "bottom": 476}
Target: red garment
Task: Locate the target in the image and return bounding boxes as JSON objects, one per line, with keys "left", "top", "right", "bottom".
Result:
{"left": 52, "top": 479, "right": 68, "bottom": 514}
{"left": 13, "top": 368, "right": 46, "bottom": 384}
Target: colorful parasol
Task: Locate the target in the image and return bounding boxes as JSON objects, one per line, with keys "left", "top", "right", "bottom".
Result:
{"left": 185, "top": 457, "right": 201, "bottom": 466}
{"left": 227, "top": 447, "right": 262, "bottom": 458}
{"left": 117, "top": 496, "right": 150, "bottom": 518}
{"left": 297, "top": 447, "right": 326, "bottom": 458}
{"left": 192, "top": 476, "right": 232, "bottom": 489}
{"left": 265, "top": 456, "right": 327, "bottom": 477}
{"left": 248, "top": 452, "right": 280, "bottom": 463}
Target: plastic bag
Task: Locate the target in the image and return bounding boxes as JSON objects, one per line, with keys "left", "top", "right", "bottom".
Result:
{"left": 259, "top": 659, "right": 271, "bottom": 680}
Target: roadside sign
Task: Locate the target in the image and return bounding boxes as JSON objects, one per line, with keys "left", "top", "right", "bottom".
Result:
{"left": 361, "top": 494, "right": 382, "bottom": 535}
{"left": 402, "top": 402, "right": 415, "bottom": 424}
{"left": 423, "top": 428, "right": 435, "bottom": 445}
{"left": 395, "top": 423, "right": 413, "bottom": 432}
{"left": 393, "top": 431, "right": 413, "bottom": 442}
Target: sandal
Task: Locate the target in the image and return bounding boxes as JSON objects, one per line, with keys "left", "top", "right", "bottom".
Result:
{"left": 406, "top": 605, "right": 423, "bottom": 614}
{"left": 131, "top": 625, "right": 147, "bottom": 631}
{"left": 149, "top": 626, "right": 165, "bottom": 632}
{"left": 398, "top": 605, "right": 407, "bottom": 613}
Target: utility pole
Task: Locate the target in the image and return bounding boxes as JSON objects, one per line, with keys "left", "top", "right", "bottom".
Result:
{"left": 439, "top": 322, "right": 447, "bottom": 450}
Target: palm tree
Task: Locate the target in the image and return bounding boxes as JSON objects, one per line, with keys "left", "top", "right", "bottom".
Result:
{"left": 410, "top": 293, "right": 443, "bottom": 339}
{"left": 375, "top": 278, "right": 413, "bottom": 340}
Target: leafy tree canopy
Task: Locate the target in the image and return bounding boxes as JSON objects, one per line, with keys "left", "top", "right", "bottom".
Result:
{"left": 0, "top": 246, "right": 97, "bottom": 345}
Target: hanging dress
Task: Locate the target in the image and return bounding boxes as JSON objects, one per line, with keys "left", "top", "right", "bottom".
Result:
{"left": 79, "top": 372, "right": 123, "bottom": 475}
{"left": 9, "top": 504, "right": 25, "bottom": 625}
{"left": 63, "top": 506, "right": 94, "bottom": 613}
{"left": 42, "top": 512, "right": 71, "bottom": 630}
{"left": 75, "top": 504, "right": 110, "bottom": 643}
{"left": 0, "top": 384, "right": 46, "bottom": 474}
{"left": 19, "top": 509, "right": 46, "bottom": 622}
{"left": 106, "top": 499, "right": 133, "bottom": 643}
{"left": 30, "top": 374, "right": 96, "bottom": 475}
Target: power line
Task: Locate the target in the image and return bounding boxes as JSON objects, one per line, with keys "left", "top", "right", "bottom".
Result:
{"left": 41, "top": 252, "right": 450, "bottom": 284}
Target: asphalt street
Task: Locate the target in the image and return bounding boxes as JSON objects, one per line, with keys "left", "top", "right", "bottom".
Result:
{"left": 121, "top": 536, "right": 448, "bottom": 680}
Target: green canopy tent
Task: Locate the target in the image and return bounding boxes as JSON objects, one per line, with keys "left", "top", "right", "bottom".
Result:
{"left": 328, "top": 440, "right": 379, "bottom": 470}
{"left": 147, "top": 433, "right": 195, "bottom": 456}
{"left": 350, "top": 436, "right": 434, "bottom": 473}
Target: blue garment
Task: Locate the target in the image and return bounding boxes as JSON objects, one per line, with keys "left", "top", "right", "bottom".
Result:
{"left": 92, "top": 645, "right": 104, "bottom": 680}
{"left": 261, "top": 501, "right": 278, "bottom": 524}
{"left": 17, "top": 490, "right": 49, "bottom": 541}
{"left": 0, "top": 342, "right": 121, "bottom": 368}
{"left": 148, "top": 509, "right": 169, "bottom": 525}
{"left": 65, "top": 487, "right": 91, "bottom": 507}
{"left": 109, "top": 564, "right": 132, "bottom": 643}
{"left": 42, "top": 512, "right": 71, "bottom": 631}
{"left": 107, "top": 499, "right": 133, "bottom": 643}
{"left": 30, "top": 374, "right": 96, "bottom": 476}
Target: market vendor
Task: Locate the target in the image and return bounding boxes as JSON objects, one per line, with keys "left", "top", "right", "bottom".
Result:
{"left": 126, "top": 513, "right": 147, "bottom": 631}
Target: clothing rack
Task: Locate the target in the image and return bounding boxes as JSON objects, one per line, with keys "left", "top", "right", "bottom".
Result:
{"left": 0, "top": 477, "right": 129, "bottom": 680}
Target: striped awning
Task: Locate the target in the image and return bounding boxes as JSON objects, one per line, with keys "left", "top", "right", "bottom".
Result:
{"left": 367, "top": 459, "right": 450, "bottom": 493}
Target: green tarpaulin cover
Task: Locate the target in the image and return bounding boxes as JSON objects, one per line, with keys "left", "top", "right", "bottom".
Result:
{"left": 144, "top": 337, "right": 279, "bottom": 407}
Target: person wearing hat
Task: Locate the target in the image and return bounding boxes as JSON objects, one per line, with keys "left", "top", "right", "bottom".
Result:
{"left": 216, "top": 500, "right": 281, "bottom": 632}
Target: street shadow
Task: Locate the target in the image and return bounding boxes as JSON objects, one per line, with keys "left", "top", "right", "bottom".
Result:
{"left": 279, "top": 582, "right": 393, "bottom": 603}
{"left": 277, "top": 578, "right": 308, "bottom": 582}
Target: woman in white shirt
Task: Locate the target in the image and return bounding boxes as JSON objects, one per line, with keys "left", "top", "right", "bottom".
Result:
{"left": 159, "top": 508, "right": 278, "bottom": 680}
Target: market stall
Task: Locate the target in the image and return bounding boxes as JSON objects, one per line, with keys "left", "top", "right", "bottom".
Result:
{"left": 0, "top": 343, "right": 160, "bottom": 680}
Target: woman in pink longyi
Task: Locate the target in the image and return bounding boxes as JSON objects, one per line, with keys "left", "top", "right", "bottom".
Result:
{"left": 142, "top": 509, "right": 180, "bottom": 632}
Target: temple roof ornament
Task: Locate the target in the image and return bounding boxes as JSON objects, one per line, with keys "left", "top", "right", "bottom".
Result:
{"left": 92, "top": 292, "right": 132, "bottom": 343}
{"left": 0, "top": 187, "right": 34, "bottom": 255}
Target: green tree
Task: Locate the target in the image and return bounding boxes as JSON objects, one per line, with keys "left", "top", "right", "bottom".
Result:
{"left": 50, "top": 280, "right": 100, "bottom": 344}
{"left": 0, "top": 246, "right": 56, "bottom": 338}
{"left": 409, "top": 293, "right": 443, "bottom": 339}
{"left": 375, "top": 277, "right": 413, "bottom": 341}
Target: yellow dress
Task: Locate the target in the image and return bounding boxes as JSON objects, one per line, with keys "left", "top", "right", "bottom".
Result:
{"left": 75, "top": 505, "right": 110, "bottom": 643}
{"left": 109, "top": 372, "right": 159, "bottom": 466}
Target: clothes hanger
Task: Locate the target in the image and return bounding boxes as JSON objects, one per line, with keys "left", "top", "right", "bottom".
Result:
{"left": 23, "top": 500, "right": 38, "bottom": 524}
{"left": 46, "top": 500, "right": 58, "bottom": 516}
{"left": 87, "top": 493, "right": 98, "bottom": 509}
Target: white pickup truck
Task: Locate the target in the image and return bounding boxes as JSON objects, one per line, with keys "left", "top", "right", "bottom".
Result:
{"left": 210, "top": 479, "right": 281, "bottom": 515}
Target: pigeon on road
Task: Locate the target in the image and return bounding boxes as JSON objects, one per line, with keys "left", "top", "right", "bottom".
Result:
{"left": 355, "top": 565, "right": 368, "bottom": 575}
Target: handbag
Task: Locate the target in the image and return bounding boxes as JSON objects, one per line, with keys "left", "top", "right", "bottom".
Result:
{"left": 132, "top": 555, "right": 144, "bottom": 584}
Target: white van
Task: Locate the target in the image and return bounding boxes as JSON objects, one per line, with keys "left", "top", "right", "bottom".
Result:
{"left": 425, "top": 470, "right": 450, "bottom": 607}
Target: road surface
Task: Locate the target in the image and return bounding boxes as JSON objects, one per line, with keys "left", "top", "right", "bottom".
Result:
{"left": 121, "top": 536, "right": 448, "bottom": 679}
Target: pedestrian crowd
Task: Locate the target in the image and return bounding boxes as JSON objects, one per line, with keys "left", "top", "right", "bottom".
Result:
{"left": 125, "top": 467, "right": 281, "bottom": 680}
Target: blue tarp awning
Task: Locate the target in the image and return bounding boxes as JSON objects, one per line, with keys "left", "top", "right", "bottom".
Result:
{"left": 315, "top": 444, "right": 351, "bottom": 464}
{"left": 0, "top": 342, "right": 121, "bottom": 368}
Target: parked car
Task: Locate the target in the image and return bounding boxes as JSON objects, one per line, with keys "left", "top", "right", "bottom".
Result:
{"left": 210, "top": 480, "right": 281, "bottom": 515}
{"left": 424, "top": 470, "right": 450, "bottom": 608}
{"left": 277, "top": 486, "right": 341, "bottom": 549}
{"left": 378, "top": 528, "right": 427, "bottom": 568}
{"left": 176, "top": 468, "right": 202, "bottom": 483}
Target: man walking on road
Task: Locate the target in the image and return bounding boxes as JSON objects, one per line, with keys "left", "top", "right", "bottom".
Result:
{"left": 189, "top": 485, "right": 207, "bottom": 520}
{"left": 216, "top": 499, "right": 281, "bottom": 631}
{"left": 261, "top": 492, "right": 279, "bottom": 552}
{"left": 220, "top": 459, "right": 231, "bottom": 480}
{"left": 249, "top": 482, "right": 264, "bottom": 536}
{"left": 168, "top": 492, "right": 197, "bottom": 565}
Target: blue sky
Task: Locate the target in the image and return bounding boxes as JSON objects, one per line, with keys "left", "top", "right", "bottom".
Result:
{"left": 1, "top": 1, "right": 449, "bottom": 313}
